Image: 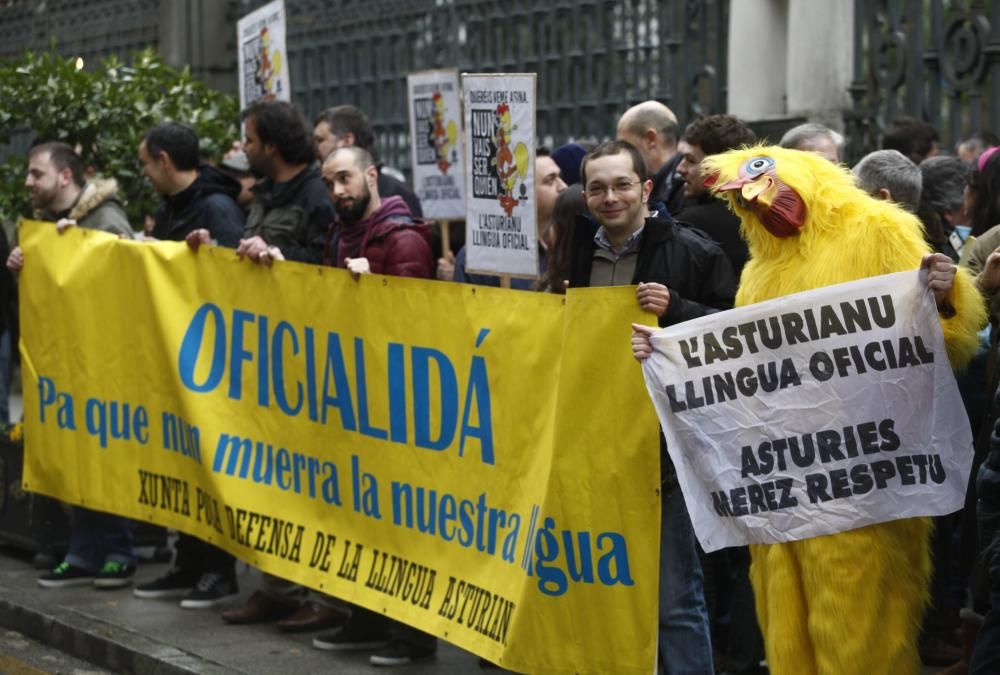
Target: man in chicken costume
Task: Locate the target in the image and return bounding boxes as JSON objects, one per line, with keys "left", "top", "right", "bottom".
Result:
{"left": 636, "top": 146, "right": 985, "bottom": 675}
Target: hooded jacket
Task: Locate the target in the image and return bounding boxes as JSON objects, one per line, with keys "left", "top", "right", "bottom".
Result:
{"left": 41, "top": 177, "right": 133, "bottom": 239}
{"left": 152, "top": 166, "right": 244, "bottom": 247}
{"left": 325, "top": 195, "right": 433, "bottom": 278}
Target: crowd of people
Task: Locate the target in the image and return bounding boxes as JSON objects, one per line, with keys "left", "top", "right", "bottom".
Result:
{"left": 5, "top": 97, "right": 1000, "bottom": 674}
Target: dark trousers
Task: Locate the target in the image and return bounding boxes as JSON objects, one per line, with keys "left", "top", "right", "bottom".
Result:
{"left": 350, "top": 606, "right": 436, "bottom": 649}
{"left": 175, "top": 533, "right": 236, "bottom": 579}
{"left": 972, "top": 458, "right": 1000, "bottom": 671}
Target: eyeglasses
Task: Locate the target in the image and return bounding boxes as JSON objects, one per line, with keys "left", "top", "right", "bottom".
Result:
{"left": 585, "top": 179, "right": 641, "bottom": 199}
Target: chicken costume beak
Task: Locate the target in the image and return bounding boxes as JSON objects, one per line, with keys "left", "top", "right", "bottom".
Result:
{"left": 712, "top": 175, "right": 746, "bottom": 192}
{"left": 712, "top": 171, "right": 806, "bottom": 239}
{"left": 714, "top": 175, "right": 775, "bottom": 206}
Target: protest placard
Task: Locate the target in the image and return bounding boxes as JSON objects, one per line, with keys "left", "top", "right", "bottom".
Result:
{"left": 641, "top": 271, "right": 973, "bottom": 552}
{"left": 237, "top": 0, "right": 290, "bottom": 107}
{"left": 462, "top": 73, "right": 537, "bottom": 278}
{"left": 407, "top": 70, "right": 465, "bottom": 221}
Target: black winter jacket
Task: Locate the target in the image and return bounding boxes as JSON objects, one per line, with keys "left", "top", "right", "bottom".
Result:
{"left": 245, "top": 164, "right": 335, "bottom": 264}
{"left": 568, "top": 215, "right": 737, "bottom": 325}
{"left": 568, "top": 214, "right": 737, "bottom": 486}
{"left": 152, "top": 166, "right": 245, "bottom": 247}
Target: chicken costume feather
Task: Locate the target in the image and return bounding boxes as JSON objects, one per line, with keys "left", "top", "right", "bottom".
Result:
{"left": 701, "top": 146, "right": 986, "bottom": 675}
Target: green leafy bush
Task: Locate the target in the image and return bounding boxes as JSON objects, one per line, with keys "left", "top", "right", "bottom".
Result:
{"left": 0, "top": 48, "right": 239, "bottom": 229}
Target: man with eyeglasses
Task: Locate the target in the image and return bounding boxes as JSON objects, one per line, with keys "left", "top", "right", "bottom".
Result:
{"left": 567, "top": 140, "right": 736, "bottom": 675}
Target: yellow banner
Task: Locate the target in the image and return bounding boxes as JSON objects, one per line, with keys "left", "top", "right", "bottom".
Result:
{"left": 20, "top": 220, "right": 659, "bottom": 673}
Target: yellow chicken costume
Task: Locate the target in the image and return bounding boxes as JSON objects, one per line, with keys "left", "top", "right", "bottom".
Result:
{"left": 701, "top": 146, "right": 986, "bottom": 675}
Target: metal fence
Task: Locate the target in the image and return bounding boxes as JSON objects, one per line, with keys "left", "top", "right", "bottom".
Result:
{"left": 847, "top": 0, "right": 1000, "bottom": 163}
{"left": 0, "top": 0, "right": 160, "bottom": 64}
{"left": 238, "top": 0, "right": 730, "bottom": 171}
{"left": 0, "top": 0, "right": 163, "bottom": 161}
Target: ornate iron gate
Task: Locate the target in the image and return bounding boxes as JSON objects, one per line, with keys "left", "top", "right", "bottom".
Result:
{"left": 848, "top": 0, "right": 1000, "bottom": 163}
{"left": 0, "top": 0, "right": 160, "bottom": 63}
{"left": 238, "top": 0, "right": 730, "bottom": 171}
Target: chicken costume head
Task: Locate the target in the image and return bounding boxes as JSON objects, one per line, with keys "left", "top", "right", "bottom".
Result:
{"left": 704, "top": 145, "right": 983, "bottom": 366}
{"left": 697, "top": 146, "right": 986, "bottom": 675}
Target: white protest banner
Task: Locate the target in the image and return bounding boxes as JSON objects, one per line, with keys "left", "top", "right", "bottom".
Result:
{"left": 462, "top": 73, "right": 537, "bottom": 278}
{"left": 237, "top": 0, "right": 290, "bottom": 108}
{"left": 407, "top": 70, "right": 465, "bottom": 220}
{"left": 641, "top": 271, "right": 973, "bottom": 553}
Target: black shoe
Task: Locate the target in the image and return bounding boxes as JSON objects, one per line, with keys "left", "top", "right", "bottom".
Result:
{"left": 94, "top": 560, "right": 136, "bottom": 589}
{"left": 134, "top": 568, "right": 198, "bottom": 599}
{"left": 313, "top": 621, "right": 391, "bottom": 651}
{"left": 179, "top": 573, "right": 239, "bottom": 609}
{"left": 369, "top": 638, "right": 437, "bottom": 666}
{"left": 37, "top": 561, "right": 95, "bottom": 588}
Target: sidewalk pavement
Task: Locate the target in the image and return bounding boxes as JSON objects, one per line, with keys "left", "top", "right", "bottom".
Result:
{"left": 0, "top": 547, "right": 487, "bottom": 675}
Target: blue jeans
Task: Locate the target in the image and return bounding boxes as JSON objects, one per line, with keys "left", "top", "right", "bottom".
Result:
{"left": 64, "top": 507, "right": 135, "bottom": 572}
{"left": 659, "top": 485, "right": 714, "bottom": 674}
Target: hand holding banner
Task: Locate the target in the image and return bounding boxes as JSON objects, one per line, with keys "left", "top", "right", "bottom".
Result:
{"left": 640, "top": 271, "right": 973, "bottom": 553}
{"left": 20, "top": 221, "right": 659, "bottom": 674}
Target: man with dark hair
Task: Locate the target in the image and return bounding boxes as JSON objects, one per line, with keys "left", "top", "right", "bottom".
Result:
{"left": 138, "top": 122, "right": 243, "bottom": 246}
{"left": 320, "top": 146, "right": 433, "bottom": 277}
{"left": 311, "top": 145, "right": 436, "bottom": 666}
{"left": 313, "top": 105, "right": 423, "bottom": 217}
{"left": 675, "top": 114, "right": 757, "bottom": 273}
{"left": 8, "top": 141, "right": 133, "bottom": 270}
{"left": 22, "top": 141, "right": 132, "bottom": 237}
{"left": 882, "top": 115, "right": 940, "bottom": 164}
{"left": 616, "top": 100, "right": 685, "bottom": 214}
{"left": 132, "top": 122, "right": 244, "bottom": 609}
{"left": 215, "top": 101, "right": 341, "bottom": 632}
{"left": 7, "top": 141, "right": 136, "bottom": 591}
{"left": 202, "top": 101, "right": 333, "bottom": 265}
{"left": 570, "top": 139, "right": 735, "bottom": 675}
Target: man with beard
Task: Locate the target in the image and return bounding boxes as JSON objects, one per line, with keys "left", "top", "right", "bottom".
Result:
{"left": 311, "top": 145, "right": 435, "bottom": 667}
{"left": 320, "top": 145, "right": 433, "bottom": 278}
{"left": 15, "top": 141, "right": 132, "bottom": 242}
{"left": 190, "top": 100, "right": 333, "bottom": 265}
{"left": 7, "top": 141, "right": 137, "bottom": 591}
{"left": 313, "top": 105, "right": 423, "bottom": 218}
{"left": 214, "top": 103, "right": 344, "bottom": 635}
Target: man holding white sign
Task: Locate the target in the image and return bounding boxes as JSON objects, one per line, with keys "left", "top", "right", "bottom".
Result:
{"left": 633, "top": 146, "right": 986, "bottom": 675}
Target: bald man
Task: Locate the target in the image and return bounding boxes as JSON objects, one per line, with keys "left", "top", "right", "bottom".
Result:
{"left": 616, "top": 100, "right": 684, "bottom": 214}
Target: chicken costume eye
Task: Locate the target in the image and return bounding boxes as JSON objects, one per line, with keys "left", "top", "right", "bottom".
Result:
{"left": 744, "top": 156, "right": 774, "bottom": 176}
